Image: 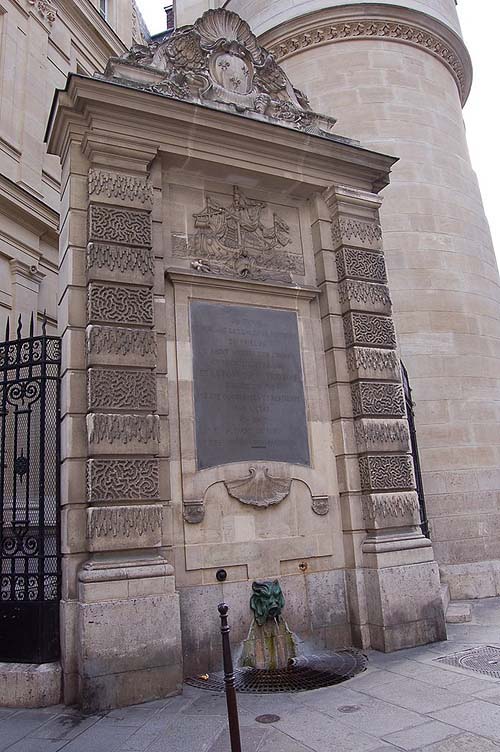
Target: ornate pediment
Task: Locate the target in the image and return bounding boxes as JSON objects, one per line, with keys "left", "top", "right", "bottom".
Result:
{"left": 102, "top": 9, "right": 337, "bottom": 137}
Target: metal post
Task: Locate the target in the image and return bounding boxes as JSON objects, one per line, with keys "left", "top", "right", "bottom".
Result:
{"left": 218, "top": 602, "right": 242, "bottom": 752}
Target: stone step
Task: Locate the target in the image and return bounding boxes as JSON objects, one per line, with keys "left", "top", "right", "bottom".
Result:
{"left": 446, "top": 602, "right": 472, "bottom": 624}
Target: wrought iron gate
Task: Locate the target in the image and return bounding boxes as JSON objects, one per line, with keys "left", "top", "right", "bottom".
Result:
{"left": 401, "top": 362, "right": 430, "bottom": 538}
{"left": 0, "top": 316, "right": 61, "bottom": 663}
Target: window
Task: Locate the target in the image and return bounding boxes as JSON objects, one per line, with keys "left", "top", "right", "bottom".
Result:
{"left": 99, "top": 0, "right": 106, "bottom": 18}
{"left": 165, "top": 4, "right": 175, "bottom": 32}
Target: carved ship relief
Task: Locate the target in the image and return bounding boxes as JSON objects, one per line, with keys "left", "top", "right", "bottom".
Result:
{"left": 172, "top": 186, "right": 305, "bottom": 281}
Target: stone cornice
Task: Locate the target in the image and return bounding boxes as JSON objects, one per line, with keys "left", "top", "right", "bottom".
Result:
{"left": 46, "top": 74, "right": 398, "bottom": 195}
{"left": 261, "top": 4, "right": 472, "bottom": 106}
{"left": 0, "top": 174, "right": 59, "bottom": 240}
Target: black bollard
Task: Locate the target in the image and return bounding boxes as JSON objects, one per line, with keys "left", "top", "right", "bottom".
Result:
{"left": 218, "top": 603, "right": 242, "bottom": 752}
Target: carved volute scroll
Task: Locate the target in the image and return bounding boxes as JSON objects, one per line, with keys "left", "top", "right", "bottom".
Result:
{"left": 103, "top": 9, "right": 340, "bottom": 138}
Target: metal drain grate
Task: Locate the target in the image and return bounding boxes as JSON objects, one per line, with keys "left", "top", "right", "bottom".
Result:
{"left": 435, "top": 645, "right": 500, "bottom": 678}
{"left": 186, "top": 650, "right": 367, "bottom": 693}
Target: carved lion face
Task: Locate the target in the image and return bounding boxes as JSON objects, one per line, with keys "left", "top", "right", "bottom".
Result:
{"left": 250, "top": 579, "right": 285, "bottom": 626}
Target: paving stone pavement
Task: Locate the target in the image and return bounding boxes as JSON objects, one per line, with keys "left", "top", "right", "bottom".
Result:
{"left": 2, "top": 597, "right": 500, "bottom": 751}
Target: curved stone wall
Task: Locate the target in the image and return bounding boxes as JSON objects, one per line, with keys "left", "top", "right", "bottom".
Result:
{"left": 228, "top": 0, "right": 462, "bottom": 36}
{"left": 253, "top": 3, "right": 500, "bottom": 596}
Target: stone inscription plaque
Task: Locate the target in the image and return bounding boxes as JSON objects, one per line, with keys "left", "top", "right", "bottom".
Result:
{"left": 191, "top": 302, "right": 310, "bottom": 470}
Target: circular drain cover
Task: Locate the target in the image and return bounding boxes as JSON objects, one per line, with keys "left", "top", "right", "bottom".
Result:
{"left": 186, "top": 650, "right": 367, "bottom": 694}
{"left": 256, "top": 714, "right": 280, "bottom": 724}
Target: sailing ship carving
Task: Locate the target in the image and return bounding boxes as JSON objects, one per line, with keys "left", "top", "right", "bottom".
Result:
{"left": 172, "top": 186, "right": 305, "bottom": 281}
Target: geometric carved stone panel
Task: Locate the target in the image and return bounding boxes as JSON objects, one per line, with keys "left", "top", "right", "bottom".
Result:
{"left": 87, "top": 413, "right": 160, "bottom": 454}
{"left": 88, "top": 205, "right": 152, "bottom": 246}
{"left": 359, "top": 454, "right": 415, "bottom": 492}
{"left": 87, "top": 504, "right": 162, "bottom": 551}
{"left": 86, "top": 326, "right": 157, "bottom": 368}
{"left": 354, "top": 419, "right": 410, "bottom": 453}
{"left": 343, "top": 311, "right": 396, "bottom": 349}
{"left": 88, "top": 169, "right": 153, "bottom": 207}
{"left": 87, "top": 284, "right": 154, "bottom": 326}
{"left": 335, "top": 247, "right": 386, "bottom": 283}
{"left": 362, "top": 491, "right": 420, "bottom": 523}
{"left": 346, "top": 347, "right": 401, "bottom": 381}
{"left": 338, "top": 280, "right": 391, "bottom": 315}
{"left": 87, "top": 369, "right": 157, "bottom": 411}
{"left": 87, "top": 458, "right": 160, "bottom": 503}
{"left": 86, "top": 243, "right": 155, "bottom": 286}
{"left": 332, "top": 218, "right": 383, "bottom": 250}
{"left": 351, "top": 382, "right": 405, "bottom": 418}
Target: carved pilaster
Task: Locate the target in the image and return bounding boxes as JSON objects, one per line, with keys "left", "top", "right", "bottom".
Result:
{"left": 320, "top": 183, "right": 443, "bottom": 653}
{"left": 85, "top": 174, "right": 161, "bottom": 563}
{"left": 322, "top": 184, "right": 426, "bottom": 539}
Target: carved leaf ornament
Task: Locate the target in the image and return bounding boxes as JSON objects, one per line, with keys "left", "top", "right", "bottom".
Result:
{"left": 107, "top": 9, "right": 337, "bottom": 137}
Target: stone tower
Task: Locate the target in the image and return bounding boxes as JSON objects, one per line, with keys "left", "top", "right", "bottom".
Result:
{"left": 222, "top": 0, "right": 500, "bottom": 598}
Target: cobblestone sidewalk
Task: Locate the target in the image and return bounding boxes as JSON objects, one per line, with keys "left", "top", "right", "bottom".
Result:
{"left": 2, "top": 598, "right": 500, "bottom": 751}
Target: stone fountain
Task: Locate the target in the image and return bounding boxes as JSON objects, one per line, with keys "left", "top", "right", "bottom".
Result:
{"left": 241, "top": 580, "right": 297, "bottom": 670}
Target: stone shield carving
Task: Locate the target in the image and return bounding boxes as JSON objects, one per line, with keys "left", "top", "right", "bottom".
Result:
{"left": 107, "top": 9, "right": 337, "bottom": 137}
{"left": 224, "top": 466, "right": 291, "bottom": 508}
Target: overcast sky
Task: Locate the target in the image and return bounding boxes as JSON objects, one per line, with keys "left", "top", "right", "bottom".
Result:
{"left": 137, "top": 1, "right": 499, "bottom": 263}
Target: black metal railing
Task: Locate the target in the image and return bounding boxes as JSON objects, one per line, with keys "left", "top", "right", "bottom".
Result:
{"left": 0, "top": 314, "right": 62, "bottom": 662}
{"left": 401, "top": 362, "right": 429, "bottom": 538}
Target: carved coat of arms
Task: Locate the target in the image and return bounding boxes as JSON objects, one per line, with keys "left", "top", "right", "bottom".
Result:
{"left": 107, "top": 9, "right": 337, "bottom": 138}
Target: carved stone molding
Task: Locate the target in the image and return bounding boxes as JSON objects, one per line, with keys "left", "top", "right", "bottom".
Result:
{"left": 354, "top": 419, "right": 410, "bottom": 453}
{"left": 224, "top": 466, "right": 291, "bottom": 508}
{"left": 338, "top": 279, "right": 391, "bottom": 313}
{"left": 87, "top": 459, "right": 160, "bottom": 503}
{"left": 88, "top": 284, "right": 154, "bottom": 326}
{"left": 336, "top": 247, "right": 387, "bottom": 283}
{"left": 28, "top": 0, "right": 56, "bottom": 25}
{"left": 86, "top": 326, "right": 157, "bottom": 368}
{"left": 88, "top": 205, "right": 152, "bottom": 247}
{"left": 107, "top": 8, "right": 338, "bottom": 137}
{"left": 87, "top": 504, "right": 162, "bottom": 551}
{"left": 332, "top": 217, "right": 382, "bottom": 249}
{"left": 87, "top": 413, "right": 160, "bottom": 453}
{"left": 351, "top": 382, "right": 405, "bottom": 418}
{"left": 343, "top": 311, "right": 396, "bottom": 349}
{"left": 359, "top": 455, "right": 415, "bottom": 492}
{"left": 362, "top": 492, "right": 420, "bottom": 522}
{"left": 88, "top": 169, "right": 153, "bottom": 205}
{"left": 183, "top": 500, "right": 205, "bottom": 524}
{"left": 87, "top": 459, "right": 160, "bottom": 504}
{"left": 346, "top": 347, "right": 400, "bottom": 379}
{"left": 88, "top": 369, "right": 157, "bottom": 411}
{"left": 86, "top": 243, "right": 154, "bottom": 285}
{"left": 267, "top": 15, "right": 470, "bottom": 105}
{"left": 312, "top": 495, "right": 330, "bottom": 516}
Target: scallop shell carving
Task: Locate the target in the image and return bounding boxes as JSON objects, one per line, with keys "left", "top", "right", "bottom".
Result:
{"left": 194, "top": 9, "right": 263, "bottom": 61}
{"left": 224, "top": 466, "right": 291, "bottom": 508}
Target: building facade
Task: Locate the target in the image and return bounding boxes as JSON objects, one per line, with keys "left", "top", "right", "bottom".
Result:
{"left": 1, "top": 0, "right": 499, "bottom": 713}
{"left": 0, "top": 0, "right": 147, "bottom": 334}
